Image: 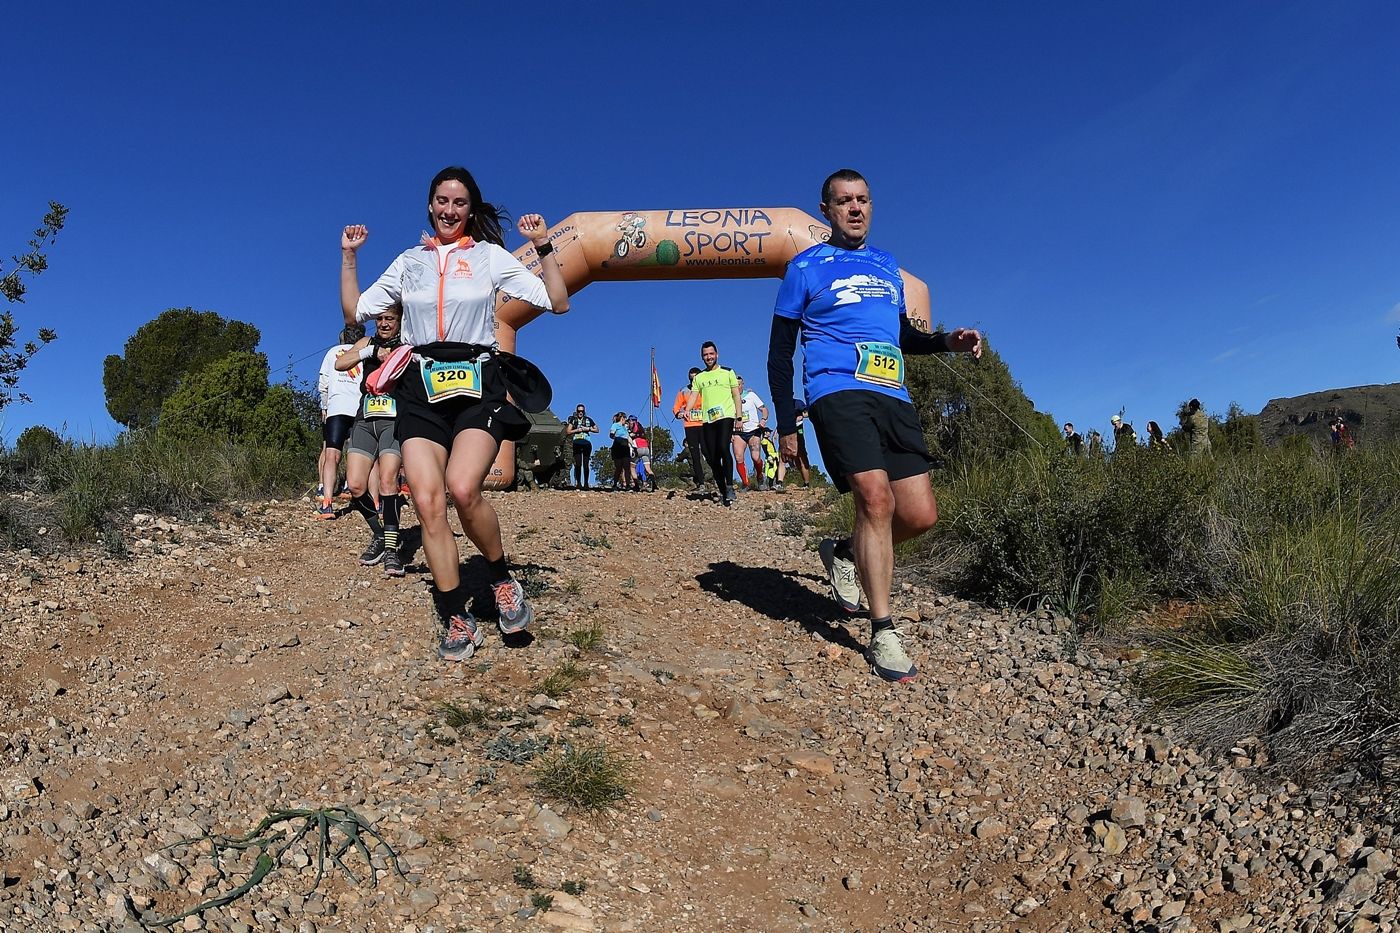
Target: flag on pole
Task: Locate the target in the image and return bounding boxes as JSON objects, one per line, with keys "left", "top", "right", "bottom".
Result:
{"left": 650, "top": 349, "right": 662, "bottom": 408}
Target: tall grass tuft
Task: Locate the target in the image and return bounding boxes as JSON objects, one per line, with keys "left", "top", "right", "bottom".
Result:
{"left": 895, "top": 438, "right": 1400, "bottom": 776}
{"left": 1, "top": 429, "right": 315, "bottom": 545}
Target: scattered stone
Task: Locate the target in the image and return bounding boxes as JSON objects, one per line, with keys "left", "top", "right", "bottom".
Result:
{"left": 1110, "top": 796, "right": 1148, "bottom": 828}
{"left": 1092, "top": 820, "right": 1127, "bottom": 856}
{"left": 973, "top": 818, "right": 1007, "bottom": 840}
{"left": 782, "top": 751, "right": 835, "bottom": 776}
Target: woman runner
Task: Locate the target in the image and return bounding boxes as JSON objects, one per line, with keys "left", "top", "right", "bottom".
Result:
{"left": 336, "top": 230, "right": 408, "bottom": 575}
{"left": 349, "top": 167, "right": 569, "bottom": 661}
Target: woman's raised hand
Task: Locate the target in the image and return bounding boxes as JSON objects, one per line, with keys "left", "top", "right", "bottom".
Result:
{"left": 517, "top": 214, "right": 551, "bottom": 247}
{"left": 342, "top": 224, "right": 368, "bottom": 252}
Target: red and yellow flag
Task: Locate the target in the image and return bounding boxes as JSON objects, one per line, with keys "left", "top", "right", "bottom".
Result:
{"left": 650, "top": 353, "right": 662, "bottom": 408}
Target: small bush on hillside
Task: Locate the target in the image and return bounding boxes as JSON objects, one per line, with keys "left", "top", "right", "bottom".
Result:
{"left": 14, "top": 424, "right": 67, "bottom": 467}
{"left": 908, "top": 437, "right": 1400, "bottom": 777}
{"left": 534, "top": 744, "right": 631, "bottom": 813}
{"left": 0, "top": 430, "right": 315, "bottom": 546}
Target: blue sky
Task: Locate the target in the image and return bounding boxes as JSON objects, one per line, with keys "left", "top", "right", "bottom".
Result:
{"left": 5, "top": 1, "right": 1400, "bottom": 459}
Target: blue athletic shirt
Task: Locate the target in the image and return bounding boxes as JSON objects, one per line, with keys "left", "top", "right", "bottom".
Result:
{"left": 773, "top": 243, "right": 909, "bottom": 406}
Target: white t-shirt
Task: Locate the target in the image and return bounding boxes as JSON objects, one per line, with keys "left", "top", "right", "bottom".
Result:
{"left": 356, "top": 238, "right": 552, "bottom": 347}
{"left": 318, "top": 345, "right": 363, "bottom": 419}
{"left": 740, "top": 390, "right": 765, "bottom": 432}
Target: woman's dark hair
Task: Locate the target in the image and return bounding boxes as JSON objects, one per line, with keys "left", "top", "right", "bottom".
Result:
{"left": 340, "top": 323, "right": 365, "bottom": 344}
{"left": 427, "top": 166, "right": 508, "bottom": 246}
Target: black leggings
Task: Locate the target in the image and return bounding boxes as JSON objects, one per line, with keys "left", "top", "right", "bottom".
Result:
{"left": 683, "top": 425, "right": 704, "bottom": 486}
{"left": 572, "top": 442, "right": 592, "bottom": 487}
{"left": 699, "top": 418, "right": 735, "bottom": 498}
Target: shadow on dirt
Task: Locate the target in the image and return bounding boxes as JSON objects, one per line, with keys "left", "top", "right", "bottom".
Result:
{"left": 696, "top": 561, "right": 865, "bottom": 652}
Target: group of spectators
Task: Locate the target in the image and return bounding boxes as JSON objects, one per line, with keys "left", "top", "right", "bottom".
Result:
{"left": 1061, "top": 398, "right": 1213, "bottom": 458}
{"left": 561, "top": 406, "right": 657, "bottom": 491}
{"left": 552, "top": 377, "right": 815, "bottom": 495}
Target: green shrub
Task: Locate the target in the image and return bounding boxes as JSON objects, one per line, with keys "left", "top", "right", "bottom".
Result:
{"left": 533, "top": 744, "right": 631, "bottom": 813}
{"left": 14, "top": 424, "right": 66, "bottom": 466}
{"left": 909, "top": 437, "right": 1400, "bottom": 775}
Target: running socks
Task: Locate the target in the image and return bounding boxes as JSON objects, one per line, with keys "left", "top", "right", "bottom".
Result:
{"left": 432, "top": 584, "right": 468, "bottom": 621}
{"left": 870, "top": 615, "right": 894, "bottom": 636}
{"left": 381, "top": 494, "right": 401, "bottom": 555}
{"left": 352, "top": 493, "right": 382, "bottom": 535}
{"left": 486, "top": 556, "right": 510, "bottom": 585}
{"left": 736, "top": 462, "right": 748, "bottom": 486}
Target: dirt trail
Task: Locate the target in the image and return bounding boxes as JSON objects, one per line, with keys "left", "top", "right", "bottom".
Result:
{"left": 0, "top": 488, "right": 1395, "bottom": 932}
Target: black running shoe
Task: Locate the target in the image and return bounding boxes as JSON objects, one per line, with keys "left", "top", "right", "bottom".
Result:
{"left": 359, "top": 535, "right": 385, "bottom": 566}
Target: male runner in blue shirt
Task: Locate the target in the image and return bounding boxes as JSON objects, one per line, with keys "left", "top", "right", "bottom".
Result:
{"left": 768, "top": 168, "right": 982, "bottom": 682}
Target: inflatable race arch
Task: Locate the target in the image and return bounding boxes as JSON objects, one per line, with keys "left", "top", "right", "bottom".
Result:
{"left": 487, "top": 207, "right": 933, "bottom": 488}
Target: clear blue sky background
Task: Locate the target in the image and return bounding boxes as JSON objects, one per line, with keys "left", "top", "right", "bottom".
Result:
{"left": 5, "top": 1, "right": 1400, "bottom": 460}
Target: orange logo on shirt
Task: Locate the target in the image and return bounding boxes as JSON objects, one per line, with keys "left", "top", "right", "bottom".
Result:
{"left": 452, "top": 258, "right": 473, "bottom": 278}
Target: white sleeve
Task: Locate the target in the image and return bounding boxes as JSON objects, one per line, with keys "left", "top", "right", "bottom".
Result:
{"left": 356, "top": 252, "right": 406, "bottom": 322}
{"left": 317, "top": 350, "right": 335, "bottom": 407}
{"left": 489, "top": 244, "right": 552, "bottom": 311}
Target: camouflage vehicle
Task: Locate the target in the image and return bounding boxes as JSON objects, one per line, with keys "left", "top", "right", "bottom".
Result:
{"left": 512, "top": 408, "right": 569, "bottom": 490}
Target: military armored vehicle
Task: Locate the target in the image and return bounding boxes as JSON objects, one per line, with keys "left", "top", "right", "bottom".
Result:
{"left": 512, "top": 408, "right": 569, "bottom": 490}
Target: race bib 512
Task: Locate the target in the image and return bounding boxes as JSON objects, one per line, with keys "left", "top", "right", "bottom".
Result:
{"left": 853, "top": 341, "right": 905, "bottom": 389}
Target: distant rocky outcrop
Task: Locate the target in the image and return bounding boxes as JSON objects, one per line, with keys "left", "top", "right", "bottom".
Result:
{"left": 1258, "top": 382, "right": 1400, "bottom": 446}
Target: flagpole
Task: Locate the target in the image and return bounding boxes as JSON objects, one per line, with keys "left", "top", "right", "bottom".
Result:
{"left": 648, "top": 347, "right": 656, "bottom": 450}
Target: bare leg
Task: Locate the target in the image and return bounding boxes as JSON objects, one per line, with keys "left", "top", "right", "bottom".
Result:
{"left": 319, "top": 447, "right": 341, "bottom": 501}
{"left": 402, "top": 438, "right": 456, "bottom": 589}
{"left": 847, "top": 470, "right": 938, "bottom": 620}
{"left": 748, "top": 435, "right": 764, "bottom": 484}
{"left": 445, "top": 429, "right": 506, "bottom": 563}
{"left": 345, "top": 451, "right": 373, "bottom": 498}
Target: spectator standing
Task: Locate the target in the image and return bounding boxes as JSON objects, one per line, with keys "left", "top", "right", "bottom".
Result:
{"left": 1063, "top": 422, "right": 1083, "bottom": 457}
{"left": 566, "top": 403, "right": 599, "bottom": 489}
{"left": 1331, "top": 416, "right": 1355, "bottom": 450}
{"left": 1110, "top": 414, "right": 1138, "bottom": 450}
{"left": 1146, "top": 420, "right": 1172, "bottom": 452}
{"left": 1181, "top": 398, "right": 1212, "bottom": 458}
{"left": 608, "top": 412, "right": 633, "bottom": 490}
{"left": 630, "top": 416, "right": 655, "bottom": 491}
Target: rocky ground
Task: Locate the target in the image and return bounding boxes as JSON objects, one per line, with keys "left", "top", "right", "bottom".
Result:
{"left": 0, "top": 485, "right": 1397, "bottom": 932}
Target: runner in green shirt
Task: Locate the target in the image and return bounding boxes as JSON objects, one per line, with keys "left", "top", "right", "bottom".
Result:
{"left": 692, "top": 341, "right": 742, "bottom": 505}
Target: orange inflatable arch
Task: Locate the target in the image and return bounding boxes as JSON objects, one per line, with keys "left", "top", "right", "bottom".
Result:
{"left": 487, "top": 207, "right": 932, "bottom": 488}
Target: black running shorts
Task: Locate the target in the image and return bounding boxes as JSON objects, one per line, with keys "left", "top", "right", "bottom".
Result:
{"left": 393, "top": 357, "right": 529, "bottom": 450}
{"left": 323, "top": 414, "right": 354, "bottom": 449}
{"left": 807, "top": 390, "right": 933, "bottom": 494}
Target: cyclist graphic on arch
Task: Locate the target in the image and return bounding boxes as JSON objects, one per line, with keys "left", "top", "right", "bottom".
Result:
{"left": 613, "top": 212, "right": 648, "bottom": 258}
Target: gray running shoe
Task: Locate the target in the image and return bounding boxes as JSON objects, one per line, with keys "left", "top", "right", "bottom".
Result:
{"left": 773, "top": 481, "right": 786, "bottom": 492}
{"left": 382, "top": 548, "right": 405, "bottom": 577}
{"left": 818, "top": 538, "right": 862, "bottom": 613}
{"left": 867, "top": 628, "right": 918, "bottom": 683}
{"left": 438, "top": 612, "right": 485, "bottom": 661}
{"left": 493, "top": 578, "right": 534, "bottom": 634}
{"left": 358, "top": 535, "right": 385, "bottom": 566}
